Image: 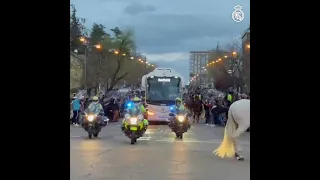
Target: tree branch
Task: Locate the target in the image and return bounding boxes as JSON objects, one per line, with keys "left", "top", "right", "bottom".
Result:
{"left": 116, "top": 72, "right": 129, "bottom": 81}
{"left": 105, "top": 31, "right": 132, "bottom": 92}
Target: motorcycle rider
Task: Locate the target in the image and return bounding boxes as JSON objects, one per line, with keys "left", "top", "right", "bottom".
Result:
{"left": 141, "top": 96, "right": 146, "bottom": 107}
{"left": 83, "top": 96, "right": 106, "bottom": 126}
{"left": 169, "top": 97, "right": 191, "bottom": 130}
{"left": 121, "top": 97, "right": 149, "bottom": 131}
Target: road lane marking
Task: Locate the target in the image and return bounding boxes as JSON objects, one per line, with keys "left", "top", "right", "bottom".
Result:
{"left": 155, "top": 139, "right": 250, "bottom": 145}
{"left": 156, "top": 140, "right": 216, "bottom": 143}
{"left": 137, "top": 137, "right": 151, "bottom": 141}
{"left": 113, "top": 136, "right": 151, "bottom": 140}
{"left": 159, "top": 129, "right": 194, "bottom": 133}
{"left": 70, "top": 136, "right": 81, "bottom": 138}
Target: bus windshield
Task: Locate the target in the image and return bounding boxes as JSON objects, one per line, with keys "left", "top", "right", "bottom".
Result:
{"left": 146, "top": 77, "right": 181, "bottom": 105}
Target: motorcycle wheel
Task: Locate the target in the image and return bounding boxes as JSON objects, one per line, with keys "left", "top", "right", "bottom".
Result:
{"left": 175, "top": 132, "right": 180, "bottom": 138}
{"left": 130, "top": 133, "right": 136, "bottom": 144}
{"left": 88, "top": 132, "right": 93, "bottom": 139}
{"left": 88, "top": 126, "right": 93, "bottom": 139}
{"left": 93, "top": 132, "right": 99, "bottom": 137}
{"left": 175, "top": 132, "right": 183, "bottom": 139}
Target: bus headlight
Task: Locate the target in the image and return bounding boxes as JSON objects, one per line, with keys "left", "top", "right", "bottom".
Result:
{"left": 147, "top": 111, "right": 154, "bottom": 115}
{"left": 130, "top": 118, "right": 138, "bottom": 124}
{"left": 177, "top": 115, "right": 185, "bottom": 122}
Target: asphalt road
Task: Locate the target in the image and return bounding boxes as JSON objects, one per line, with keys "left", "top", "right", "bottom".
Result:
{"left": 70, "top": 122, "right": 250, "bottom": 180}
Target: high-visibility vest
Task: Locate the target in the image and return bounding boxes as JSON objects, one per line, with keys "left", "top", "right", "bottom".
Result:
{"left": 227, "top": 94, "right": 232, "bottom": 101}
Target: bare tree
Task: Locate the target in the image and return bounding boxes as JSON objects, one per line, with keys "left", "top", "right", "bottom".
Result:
{"left": 105, "top": 30, "right": 133, "bottom": 91}
{"left": 225, "top": 38, "right": 250, "bottom": 92}
{"left": 81, "top": 26, "right": 155, "bottom": 94}
{"left": 207, "top": 45, "right": 233, "bottom": 91}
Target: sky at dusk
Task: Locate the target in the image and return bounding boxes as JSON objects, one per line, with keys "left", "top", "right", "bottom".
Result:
{"left": 71, "top": 0, "right": 250, "bottom": 81}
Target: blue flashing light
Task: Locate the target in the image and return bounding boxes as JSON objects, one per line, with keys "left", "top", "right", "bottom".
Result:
{"left": 170, "top": 106, "right": 174, "bottom": 111}
{"left": 127, "top": 103, "right": 132, "bottom": 107}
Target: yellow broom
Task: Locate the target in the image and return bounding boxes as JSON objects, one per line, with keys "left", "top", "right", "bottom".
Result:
{"left": 213, "top": 126, "right": 235, "bottom": 158}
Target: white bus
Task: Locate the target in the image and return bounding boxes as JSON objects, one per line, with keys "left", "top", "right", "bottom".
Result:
{"left": 141, "top": 68, "right": 185, "bottom": 122}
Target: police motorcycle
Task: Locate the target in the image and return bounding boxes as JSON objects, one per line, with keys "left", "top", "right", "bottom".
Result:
{"left": 122, "top": 108, "right": 147, "bottom": 144}
{"left": 168, "top": 111, "right": 189, "bottom": 139}
{"left": 82, "top": 110, "right": 108, "bottom": 139}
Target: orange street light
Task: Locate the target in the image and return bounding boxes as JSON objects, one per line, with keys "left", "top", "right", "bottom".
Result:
{"left": 246, "top": 44, "right": 250, "bottom": 49}
{"left": 232, "top": 51, "right": 237, "bottom": 56}
{"left": 224, "top": 55, "right": 228, "bottom": 58}
{"left": 79, "top": 37, "right": 86, "bottom": 42}
{"left": 122, "top": 53, "right": 126, "bottom": 56}
{"left": 94, "top": 44, "right": 101, "bottom": 49}
{"left": 114, "top": 50, "right": 119, "bottom": 55}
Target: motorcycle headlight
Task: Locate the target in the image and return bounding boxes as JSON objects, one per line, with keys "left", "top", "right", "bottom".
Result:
{"left": 177, "top": 115, "right": 185, "bottom": 122}
{"left": 137, "top": 114, "right": 144, "bottom": 120}
{"left": 130, "top": 118, "right": 138, "bottom": 124}
{"left": 87, "top": 115, "right": 95, "bottom": 122}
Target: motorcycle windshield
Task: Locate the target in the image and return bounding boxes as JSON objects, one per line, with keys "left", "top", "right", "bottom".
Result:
{"left": 176, "top": 109, "right": 185, "bottom": 115}
{"left": 128, "top": 108, "right": 141, "bottom": 117}
{"left": 85, "top": 109, "right": 98, "bottom": 115}
{"left": 127, "top": 104, "right": 143, "bottom": 116}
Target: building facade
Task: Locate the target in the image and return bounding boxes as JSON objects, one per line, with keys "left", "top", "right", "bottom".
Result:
{"left": 241, "top": 26, "right": 250, "bottom": 92}
{"left": 189, "top": 51, "right": 210, "bottom": 85}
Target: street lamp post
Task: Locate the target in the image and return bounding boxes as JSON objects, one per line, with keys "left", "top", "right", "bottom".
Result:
{"left": 244, "top": 43, "right": 250, "bottom": 92}
{"left": 80, "top": 36, "right": 103, "bottom": 90}
{"left": 232, "top": 51, "right": 237, "bottom": 91}
{"left": 83, "top": 44, "right": 101, "bottom": 89}
{"left": 83, "top": 45, "right": 89, "bottom": 90}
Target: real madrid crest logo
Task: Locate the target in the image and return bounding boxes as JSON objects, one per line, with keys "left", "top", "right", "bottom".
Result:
{"left": 232, "top": 5, "right": 244, "bottom": 22}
